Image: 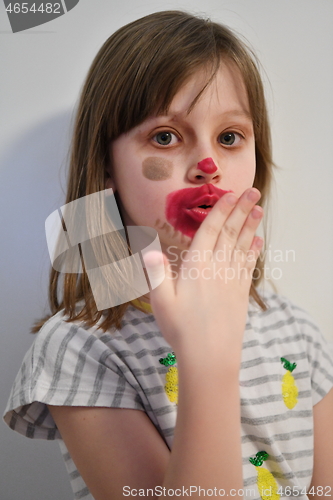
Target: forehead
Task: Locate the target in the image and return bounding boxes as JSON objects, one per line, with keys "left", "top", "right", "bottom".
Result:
{"left": 166, "top": 61, "right": 251, "bottom": 121}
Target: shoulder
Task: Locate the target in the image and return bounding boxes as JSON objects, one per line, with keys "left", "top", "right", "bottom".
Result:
{"left": 249, "top": 288, "right": 329, "bottom": 350}
{"left": 249, "top": 288, "right": 333, "bottom": 403}
{"left": 33, "top": 305, "right": 160, "bottom": 357}
{"left": 30, "top": 305, "right": 165, "bottom": 381}
{"left": 249, "top": 288, "right": 322, "bottom": 335}
{"left": 3, "top": 305, "right": 168, "bottom": 439}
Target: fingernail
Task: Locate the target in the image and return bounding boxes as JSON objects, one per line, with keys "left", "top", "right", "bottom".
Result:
{"left": 255, "top": 236, "right": 264, "bottom": 248}
{"left": 251, "top": 207, "right": 263, "bottom": 219}
{"left": 226, "top": 193, "right": 237, "bottom": 205}
{"left": 247, "top": 189, "right": 260, "bottom": 202}
{"left": 143, "top": 251, "right": 164, "bottom": 268}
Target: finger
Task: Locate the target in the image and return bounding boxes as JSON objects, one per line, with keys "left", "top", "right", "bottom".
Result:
{"left": 247, "top": 235, "right": 264, "bottom": 267}
{"left": 142, "top": 251, "right": 175, "bottom": 310}
{"left": 240, "top": 236, "right": 264, "bottom": 284}
{"left": 230, "top": 205, "right": 264, "bottom": 262}
{"left": 230, "top": 233, "right": 262, "bottom": 282}
{"left": 249, "top": 235, "right": 264, "bottom": 260}
{"left": 190, "top": 192, "right": 238, "bottom": 253}
{"left": 214, "top": 188, "right": 261, "bottom": 252}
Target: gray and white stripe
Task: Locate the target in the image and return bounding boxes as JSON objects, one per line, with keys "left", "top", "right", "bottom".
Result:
{"left": 3, "top": 292, "right": 333, "bottom": 500}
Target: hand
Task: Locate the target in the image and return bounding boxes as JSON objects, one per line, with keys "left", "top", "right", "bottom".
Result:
{"left": 143, "top": 188, "right": 263, "bottom": 361}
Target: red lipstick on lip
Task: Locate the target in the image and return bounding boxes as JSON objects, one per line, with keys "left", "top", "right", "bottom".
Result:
{"left": 197, "top": 157, "right": 218, "bottom": 174}
{"left": 166, "top": 184, "right": 232, "bottom": 238}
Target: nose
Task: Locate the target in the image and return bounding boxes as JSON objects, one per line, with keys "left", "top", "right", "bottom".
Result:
{"left": 188, "top": 157, "right": 221, "bottom": 184}
{"left": 197, "top": 157, "right": 218, "bottom": 174}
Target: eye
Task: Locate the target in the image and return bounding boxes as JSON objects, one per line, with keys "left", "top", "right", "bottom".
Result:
{"left": 153, "top": 131, "right": 178, "bottom": 146}
{"left": 218, "top": 132, "right": 242, "bottom": 147}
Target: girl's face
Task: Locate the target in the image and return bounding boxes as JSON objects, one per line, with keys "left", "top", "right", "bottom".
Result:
{"left": 107, "top": 61, "right": 256, "bottom": 253}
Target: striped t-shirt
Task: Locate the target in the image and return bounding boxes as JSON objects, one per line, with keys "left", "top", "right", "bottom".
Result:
{"left": 3, "top": 292, "right": 333, "bottom": 500}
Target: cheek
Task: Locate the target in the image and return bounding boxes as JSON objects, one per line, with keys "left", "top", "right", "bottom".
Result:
{"left": 142, "top": 157, "right": 173, "bottom": 181}
{"left": 227, "top": 158, "right": 256, "bottom": 196}
{"left": 240, "top": 150, "right": 256, "bottom": 185}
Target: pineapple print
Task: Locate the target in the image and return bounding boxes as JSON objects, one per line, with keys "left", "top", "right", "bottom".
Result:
{"left": 280, "top": 358, "right": 298, "bottom": 409}
{"left": 249, "top": 451, "right": 280, "bottom": 500}
{"left": 159, "top": 353, "right": 178, "bottom": 404}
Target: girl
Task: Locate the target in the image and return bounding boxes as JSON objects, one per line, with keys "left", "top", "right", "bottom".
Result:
{"left": 3, "top": 10, "right": 333, "bottom": 500}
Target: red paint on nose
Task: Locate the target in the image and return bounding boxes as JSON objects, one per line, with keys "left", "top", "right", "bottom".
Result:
{"left": 197, "top": 157, "right": 218, "bottom": 174}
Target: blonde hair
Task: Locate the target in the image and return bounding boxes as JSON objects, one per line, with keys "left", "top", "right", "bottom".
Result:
{"left": 33, "top": 10, "right": 273, "bottom": 333}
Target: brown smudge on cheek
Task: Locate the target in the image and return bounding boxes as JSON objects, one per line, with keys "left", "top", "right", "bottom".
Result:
{"left": 155, "top": 219, "right": 173, "bottom": 234}
{"left": 154, "top": 218, "right": 191, "bottom": 248}
{"left": 142, "top": 157, "right": 173, "bottom": 181}
{"left": 160, "top": 222, "right": 171, "bottom": 234}
{"left": 180, "top": 233, "right": 191, "bottom": 248}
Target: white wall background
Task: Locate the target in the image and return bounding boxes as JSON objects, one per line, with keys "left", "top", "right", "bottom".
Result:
{"left": 1, "top": 1, "right": 332, "bottom": 498}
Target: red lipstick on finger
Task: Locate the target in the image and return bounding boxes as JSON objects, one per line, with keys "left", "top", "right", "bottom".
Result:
{"left": 166, "top": 183, "right": 232, "bottom": 238}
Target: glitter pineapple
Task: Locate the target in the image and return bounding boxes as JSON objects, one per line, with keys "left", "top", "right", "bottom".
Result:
{"left": 249, "top": 451, "right": 280, "bottom": 500}
{"left": 280, "top": 357, "right": 298, "bottom": 409}
{"left": 159, "top": 353, "right": 178, "bottom": 404}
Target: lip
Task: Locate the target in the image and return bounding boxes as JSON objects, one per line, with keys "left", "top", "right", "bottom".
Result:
{"left": 166, "top": 184, "right": 232, "bottom": 238}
